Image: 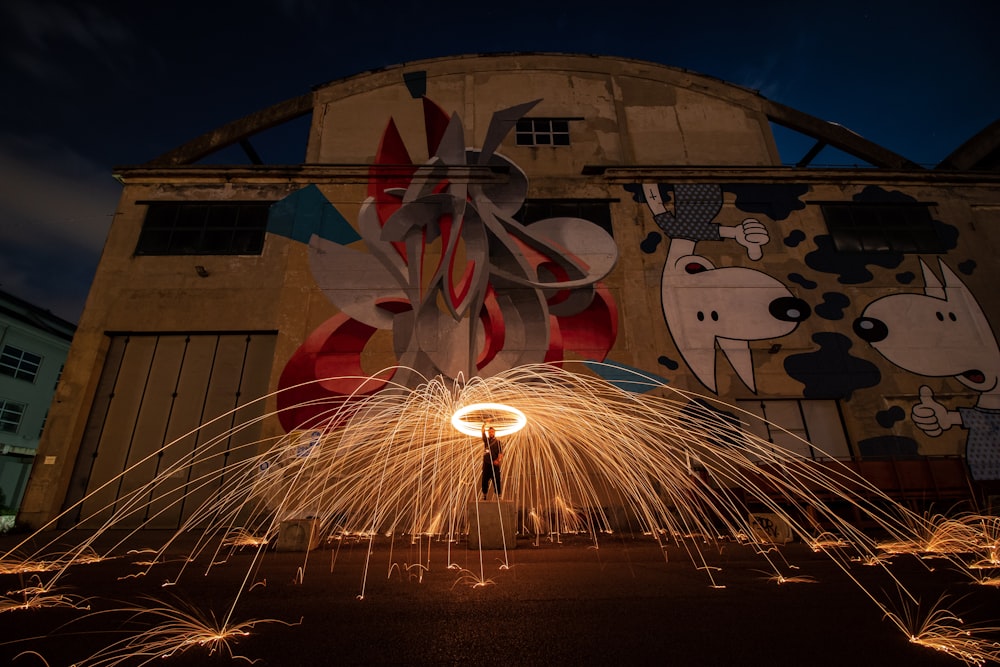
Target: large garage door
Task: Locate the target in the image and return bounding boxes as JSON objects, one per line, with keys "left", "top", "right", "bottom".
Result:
{"left": 62, "top": 332, "right": 276, "bottom": 529}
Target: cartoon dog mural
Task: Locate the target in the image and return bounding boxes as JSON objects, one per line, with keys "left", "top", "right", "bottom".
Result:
{"left": 854, "top": 258, "right": 1000, "bottom": 481}
{"left": 642, "top": 183, "right": 810, "bottom": 393}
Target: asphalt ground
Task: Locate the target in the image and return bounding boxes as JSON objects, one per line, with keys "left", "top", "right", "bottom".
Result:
{"left": 0, "top": 530, "right": 995, "bottom": 666}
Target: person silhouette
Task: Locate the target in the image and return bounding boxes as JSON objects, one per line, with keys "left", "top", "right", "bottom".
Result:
{"left": 481, "top": 423, "right": 503, "bottom": 500}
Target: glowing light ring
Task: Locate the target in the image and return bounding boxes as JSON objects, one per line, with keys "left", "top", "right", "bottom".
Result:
{"left": 451, "top": 403, "right": 527, "bottom": 437}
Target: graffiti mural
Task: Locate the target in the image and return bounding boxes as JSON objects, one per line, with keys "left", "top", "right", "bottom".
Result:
{"left": 636, "top": 182, "right": 810, "bottom": 393}
{"left": 854, "top": 259, "right": 1000, "bottom": 480}
{"left": 270, "top": 99, "right": 619, "bottom": 430}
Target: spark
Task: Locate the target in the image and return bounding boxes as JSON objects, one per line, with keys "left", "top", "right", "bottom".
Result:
{"left": 70, "top": 597, "right": 300, "bottom": 667}
{"left": 0, "top": 576, "right": 90, "bottom": 614}
{"left": 884, "top": 595, "right": 1000, "bottom": 666}
{"left": 878, "top": 512, "right": 983, "bottom": 558}
{"left": 0, "top": 546, "right": 105, "bottom": 575}
{"left": 3, "top": 362, "right": 998, "bottom": 663}
{"left": 764, "top": 573, "right": 818, "bottom": 585}
{"left": 807, "top": 532, "right": 850, "bottom": 552}
{"left": 222, "top": 529, "right": 271, "bottom": 549}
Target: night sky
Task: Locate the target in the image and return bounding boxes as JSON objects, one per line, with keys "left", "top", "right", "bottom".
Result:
{"left": 1, "top": 0, "right": 997, "bottom": 323}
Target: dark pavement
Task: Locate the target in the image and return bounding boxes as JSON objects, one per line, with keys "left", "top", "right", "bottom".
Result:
{"left": 0, "top": 530, "right": 992, "bottom": 666}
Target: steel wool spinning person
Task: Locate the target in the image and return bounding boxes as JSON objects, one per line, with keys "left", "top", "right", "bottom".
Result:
{"left": 480, "top": 423, "right": 503, "bottom": 500}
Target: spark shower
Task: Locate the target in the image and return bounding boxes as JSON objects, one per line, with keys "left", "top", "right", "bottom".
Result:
{"left": 2, "top": 363, "right": 1000, "bottom": 665}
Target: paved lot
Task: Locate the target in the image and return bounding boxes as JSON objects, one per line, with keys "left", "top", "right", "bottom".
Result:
{"left": 0, "top": 530, "right": 993, "bottom": 666}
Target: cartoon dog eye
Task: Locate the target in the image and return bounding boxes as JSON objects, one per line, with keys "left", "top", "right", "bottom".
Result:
{"left": 684, "top": 262, "right": 709, "bottom": 274}
{"left": 697, "top": 311, "right": 720, "bottom": 322}
{"left": 853, "top": 316, "right": 889, "bottom": 343}
{"left": 935, "top": 311, "right": 957, "bottom": 322}
{"left": 768, "top": 296, "right": 811, "bottom": 323}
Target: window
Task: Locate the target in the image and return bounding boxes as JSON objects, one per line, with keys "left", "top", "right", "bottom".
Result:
{"left": 820, "top": 203, "right": 943, "bottom": 253}
{"left": 737, "top": 399, "right": 851, "bottom": 460}
{"left": 515, "top": 118, "right": 574, "bottom": 146}
{"left": 135, "top": 202, "right": 271, "bottom": 255}
{"left": 0, "top": 400, "right": 25, "bottom": 434}
{"left": 0, "top": 345, "right": 42, "bottom": 383}
{"left": 513, "top": 199, "right": 615, "bottom": 237}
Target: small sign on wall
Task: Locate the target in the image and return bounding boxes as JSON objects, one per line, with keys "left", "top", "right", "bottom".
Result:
{"left": 749, "top": 512, "right": 793, "bottom": 544}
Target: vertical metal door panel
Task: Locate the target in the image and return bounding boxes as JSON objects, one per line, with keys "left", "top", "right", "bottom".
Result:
{"left": 179, "top": 335, "right": 259, "bottom": 528}
{"left": 225, "top": 334, "right": 277, "bottom": 525}
{"left": 114, "top": 336, "right": 188, "bottom": 529}
{"left": 60, "top": 337, "right": 128, "bottom": 527}
{"left": 78, "top": 337, "right": 157, "bottom": 526}
{"left": 144, "top": 336, "right": 218, "bottom": 529}
{"left": 71, "top": 333, "right": 276, "bottom": 530}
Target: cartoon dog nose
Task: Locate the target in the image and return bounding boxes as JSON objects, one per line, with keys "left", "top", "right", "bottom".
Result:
{"left": 853, "top": 316, "right": 889, "bottom": 343}
{"left": 768, "top": 296, "right": 811, "bottom": 323}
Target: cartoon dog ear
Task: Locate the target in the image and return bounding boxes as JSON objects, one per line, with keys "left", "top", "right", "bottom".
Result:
{"left": 920, "top": 258, "right": 946, "bottom": 300}
{"left": 936, "top": 259, "right": 967, "bottom": 296}
{"left": 718, "top": 337, "right": 756, "bottom": 393}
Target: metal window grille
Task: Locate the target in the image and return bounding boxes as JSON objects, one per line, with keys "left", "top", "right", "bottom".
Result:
{"left": 0, "top": 400, "right": 25, "bottom": 433}
{"left": 513, "top": 199, "right": 615, "bottom": 237}
{"left": 0, "top": 345, "right": 42, "bottom": 382}
{"left": 515, "top": 118, "right": 571, "bottom": 146}
{"left": 820, "top": 203, "right": 943, "bottom": 254}
{"left": 135, "top": 202, "right": 271, "bottom": 255}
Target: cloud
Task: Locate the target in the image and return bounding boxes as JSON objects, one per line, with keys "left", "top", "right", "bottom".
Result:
{"left": 0, "top": 133, "right": 120, "bottom": 253}
{"left": 0, "top": 134, "right": 119, "bottom": 321}
{"left": 1, "top": 0, "right": 139, "bottom": 84}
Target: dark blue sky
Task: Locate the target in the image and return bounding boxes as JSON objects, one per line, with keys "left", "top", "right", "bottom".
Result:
{"left": 1, "top": 0, "right": 997, "bottom": 322}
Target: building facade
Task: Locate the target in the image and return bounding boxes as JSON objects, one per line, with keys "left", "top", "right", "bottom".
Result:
{"left": 1, "top": 290, "right": 75, "bottom": 526}
{"left": 18, "top": 54, "right": 1000, "bottom": 529}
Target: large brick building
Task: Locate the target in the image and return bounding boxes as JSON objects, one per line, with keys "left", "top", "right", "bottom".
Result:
{"left": 19, "top": 53, "right": 1000, "bottom": 529}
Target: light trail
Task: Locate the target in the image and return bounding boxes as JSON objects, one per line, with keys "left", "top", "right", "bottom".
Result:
{"left": 450, "top": 402, "right": 527, "bottom": 436}
{"left": 1, "top": 362, "right": 998, "bottom": 664}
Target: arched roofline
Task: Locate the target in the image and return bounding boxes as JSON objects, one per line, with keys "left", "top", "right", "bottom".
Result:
{"left": 936, "top": 117, "right": 1000, "bottom": 171}
{"left": 760, "top": 99, "right": 922, "bottom": 169}
{"left": 146, "top": 92, "right": 314, "bottom": 166}
{"left": 145, "top": 52, "right": 920, "bottom": 170}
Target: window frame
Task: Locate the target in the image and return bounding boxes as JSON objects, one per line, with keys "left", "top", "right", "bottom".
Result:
{"left": 0, "top": 345, "right": 42, "bottom": 383}
{"left": 513, "top": 198, "right": 616, "bottom": 238}
{"left": 135, "top": 201, "right": 272, "bottom": 256}
{"left": 0, "top": 399, "right": 25, "bottom": 434}
{"left": 514, "top": 117, "right": 581, "bottom": 147}
{"left": 818, "top": 201, "right": 943, "bottom": 254}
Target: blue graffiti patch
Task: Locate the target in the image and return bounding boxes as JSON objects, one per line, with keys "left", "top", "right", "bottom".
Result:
{"left": 784, "top": 230, "right": 806, "bottom": 247}
{"left": 815, "top": 292, "right": 851, "bottom": 320}
{"left": 876, "top": 405, "right": 906, "bottom": 428}
{"left": 640, "top": 232, "right": 663, "bottom": 254}
{"left": 268, "top": 185, "right": 361, "bottom": 246}
{"left": 787, "top": 273, "right": 817, "bottom": 289}
{"left": 583, "top": 360, "right": 670, "bottom": 394}
{"left": 784, "top": 332, "right": 881, "bottom": 399}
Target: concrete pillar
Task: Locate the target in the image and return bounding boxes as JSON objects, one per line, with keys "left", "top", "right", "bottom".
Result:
{"left": 467, "top": 500, "right": 517, "bottom": 549}
{"left": 275, "top": 518, "right": 321, "bottom": 551}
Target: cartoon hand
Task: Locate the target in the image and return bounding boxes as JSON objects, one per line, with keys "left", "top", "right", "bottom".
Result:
{"left": 912, "top": 385, "right": 960, "bottom": 437}
{"left": 734, "top": 218, "right": 769, "bottom": 260}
